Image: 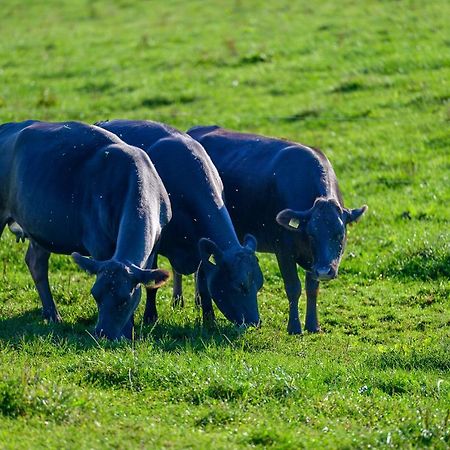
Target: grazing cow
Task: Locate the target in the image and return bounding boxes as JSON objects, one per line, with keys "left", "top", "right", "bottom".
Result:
{"left": 0, "top": 120, "right": 171, "bottom": 339}
{"left": 96, "top": 120, "right": 263, "bottom": 326}
{"left": 188, "top": 126, "right": 367, "bottom": 334}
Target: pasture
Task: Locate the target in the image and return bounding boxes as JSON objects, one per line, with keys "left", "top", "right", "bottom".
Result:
{"left": 0, "top": 0, "right": 449, "bottom": 448}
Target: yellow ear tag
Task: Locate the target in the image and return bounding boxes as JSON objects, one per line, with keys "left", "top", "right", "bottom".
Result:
{"left": 208, "top": 254, "right": 216, "bottom": 265}
{"left": 289, "top": 218, "right": 300, "bottom": 229}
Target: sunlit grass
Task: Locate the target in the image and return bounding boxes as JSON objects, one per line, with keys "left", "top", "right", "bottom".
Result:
{"left": 0, "top": 0, "right": 449, "bottom": 448}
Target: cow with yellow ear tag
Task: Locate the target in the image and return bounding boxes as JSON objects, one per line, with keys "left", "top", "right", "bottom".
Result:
{"left": 188, "top": 125, "right": 367, "bottom": 335}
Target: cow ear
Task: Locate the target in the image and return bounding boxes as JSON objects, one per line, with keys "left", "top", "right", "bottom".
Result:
{"left": 198, "top": 238, "right": 223, "bottom": 267}
{"left": 243, "top": 234, "right": 257, "bottom": 252}
{"left": 276, "top": 209, "right": 309, "bottom": 232}
{"left": 130, "top": 265, "right": 170, "bottom": 288}
{"left": 343, "top": 205, "right": 368, "bottom": 225}
{"left": 72, "top": 253, "right": 102, "bottom": 275}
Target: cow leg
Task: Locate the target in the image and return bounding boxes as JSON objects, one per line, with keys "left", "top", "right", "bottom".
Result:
{"left": 194, "top": 273, "right": 201, "bottom": 308}
{"left": 25, "top": 241, "right": 61, "bottom": 322}
{"left": 120, "top": 285, "right": 142, "bottom": 339}
{"left": 143, "top": 287, "right": 158, "bottom": 324}
{"left": 276, "top": 252, "right": 302, "bottom": 334}
{"left": 172, "top": 269, "right": 184, "bottom": 308}
{"left": 195, "top": 265, "right": 215, "bottom": 324}
{"left": 305, "top": 272, "right": 320, "bottom": 332}
{"left": 0, "top": 218, "right": 6, "bottom": 239}
{"left": 121, "top": 301, "right": 136, "bottom": 339}
{"left": 143, "top": 254, "right": 159, "bottom": 324}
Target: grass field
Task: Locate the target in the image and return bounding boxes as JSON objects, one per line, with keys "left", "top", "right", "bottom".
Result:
{"left": 0, "top": 0, "right": 449, "bottom": 448}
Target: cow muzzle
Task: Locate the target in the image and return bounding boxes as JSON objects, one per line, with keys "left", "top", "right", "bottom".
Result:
{"left": 94, "top": 323, "right": 127, "bottom": 341}
{"left": 313, "top": 266, "right": 337, "bottom": 281}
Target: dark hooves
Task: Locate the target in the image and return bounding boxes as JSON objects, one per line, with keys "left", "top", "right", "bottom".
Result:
{"left": 44, "top": 312, "right": 62, "bottom": 323}
{"left": 305, "top": 321, "right": 322, "bottom": 333}
{"left": 288, "top": 320, "right": 302, "bottom": 335}
{"left": 287, "top": 322, "right": 302, "bottom": 335}
{"left": 306, "top": 327, "right": 322, "bottom": 334}
{"left": 202, "top": 311, "right": 216, "bottom": 327}
{"left": 143, "top": 315, "right": 158, "bottom": 325}
{"left": 172, "top": 295, "right": 184, "bottom": 308}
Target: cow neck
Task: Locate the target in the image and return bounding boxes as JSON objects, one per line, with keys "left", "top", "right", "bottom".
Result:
{"left": 318, "top": 162, "right": 342, "bottom": 205}
{"left": 199, "top": 205, "right": 240, "bottom": 252}
{"left": 113, "top": 206, "right": 155, "bottom": 268}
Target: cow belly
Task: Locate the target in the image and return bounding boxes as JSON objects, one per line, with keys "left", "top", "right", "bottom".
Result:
{"left": 11, "top": 214, "right": 87, "bottom": 255}
{"left": 160, "top": 245, "right": 199, "bottom": 275}
{"left": 227, "top": 210, "right": 280, "bottom": 254}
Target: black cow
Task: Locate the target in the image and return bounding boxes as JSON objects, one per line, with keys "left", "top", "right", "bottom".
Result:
{"left": 96, "top": 120, "right": 263, "bottom": 326}
{"left": 188, "top": 126, "right": 367, "bottom": 334}
{"left": 0, "top": 121, "right": 171, "bottom": 339}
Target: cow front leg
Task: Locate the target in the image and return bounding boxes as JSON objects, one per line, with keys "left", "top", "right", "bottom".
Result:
{"left": 172, "top": 269, "right": 184, "bottom": 308}
{"left": 276, "top": 252, "right": 302, "bottom": 334}
{"left": 195, "top": 265, "right": 215, "bottom": 324}
{"left": 143, "top": 287, "right": 158, "bottom": 324}
{"left": 25, "top": 241, "right": 61, "bottom": 322}
{"left": 122, "top": 313, "right": 135, "bottom": 339}
{"left": 0, "top": 217, "right": 6, "bottom": 238}
{"left": 305, "top": 272, "right": 320, "bottom": 332}
{"left": 143, "top": 255, "right": 159, "bottom": 324}
{"left": 121, "top": 286, "right": 141, "bottom": 338}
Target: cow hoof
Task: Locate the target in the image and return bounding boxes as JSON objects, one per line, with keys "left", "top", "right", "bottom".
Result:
{"left": 202, "top": 311, "right": 216, "bottom": 327}
{"left": 287, "top": 320, "right": 302, "bottom": 335}
{"left": 288, "top": 328, "right": 303, "bottom": 335}
{"left": 143, "top": 315, "right": 158, "bottom": 325}
{"left": 172, "top": 295, "right": 184, "bottom": 308}
{"left": 44, "top": 312, "right": 62, "bottom": 323}
{"left": 306, "top": 326, "right": 321, "bottom": 333}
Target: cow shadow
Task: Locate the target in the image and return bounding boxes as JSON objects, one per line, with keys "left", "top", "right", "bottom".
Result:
{"left": 0, "top": 308, "right": 100, "bottom": 350}
{"left": 138, "top": 318, "right": 244, "bottom": 352}
{"left": 0, "top": 309, "right": 241, "bottom": 352}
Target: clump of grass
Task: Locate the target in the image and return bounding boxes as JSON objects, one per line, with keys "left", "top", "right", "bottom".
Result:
{"left": 281, "top": 108, "right": 322, "bottom": 122}
{"left": 78, "top": 81, "right": 116, "bottom": 94}
{"left": 238, "top": 52, "right": 271, "bottom": 65}
{"left": 0, "top": 373, "right": 89, "bottom": 422}
{"left": 367, "top": 345, "right": 450, "bottom": 372}
{"left": 331, "top": 80, "right": 365, "bottom": 93}
{"left": 384, "top": 245, "right": 450, "bottom": 280}
{"left": 0, "top": 379, "right": 26, "bottom": 417}
{"left": 194, "top": 408, "right": 235, "bottom": 428}
{"left": 36, "top": 88, "right": 57, "bottom": 107}
{"left": 141, "top": 95, "right": 196, "bottom": 108}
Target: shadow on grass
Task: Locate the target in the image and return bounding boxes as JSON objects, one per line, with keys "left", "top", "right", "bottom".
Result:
{"left": 0, "top": 309, "right": 241, "bottom": 352}
{"left": 139, "top": 319, "right": 243, "bottom": 352}
{"left": 383, "top": 248, "right": 450, "bottom": 281}
{"left": 0, "top": 309, "right": 99, "bottom": 350}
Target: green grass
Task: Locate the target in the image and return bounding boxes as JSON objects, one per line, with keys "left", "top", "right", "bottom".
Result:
{"left": 0, "top": 0, "right": 449, "bottom": 448}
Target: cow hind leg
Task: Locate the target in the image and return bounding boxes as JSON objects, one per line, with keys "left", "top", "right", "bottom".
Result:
{"left": 276, "top": 252, "right": 302, "bottom": 335}
{"left": 25, "top": 241, "right": 61, "bottom": 322}
{"left": 143, "top": 254, "right": 159, "bottom": 324}
{"left": 195, "top": 265, "right": 215, "bottom": 324}
{"left": 305, "top": 272, "right": 320, "bottom": 333}
{"left": 172, "top": 269, "right": 184, "bottom": 308}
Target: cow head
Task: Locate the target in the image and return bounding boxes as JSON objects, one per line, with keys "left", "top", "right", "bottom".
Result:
{"left": 72, "top": 253, "right": 169, "bottom": 339}
{"left": 198, "top": 234, "right": 263, "bottom": 326}
{"left": 276, "top": 198, "right": 367, "bottom": 281}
